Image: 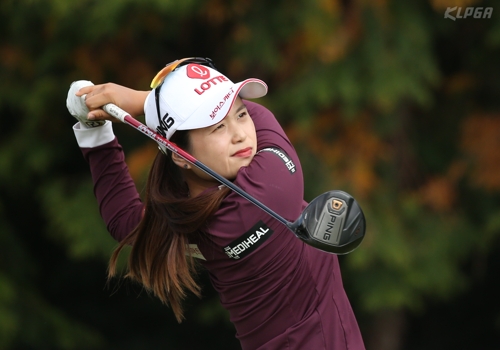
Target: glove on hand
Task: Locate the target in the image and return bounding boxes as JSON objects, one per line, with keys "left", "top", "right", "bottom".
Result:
{"left": 66, "top": 80, "right": 105, "bottom": 128}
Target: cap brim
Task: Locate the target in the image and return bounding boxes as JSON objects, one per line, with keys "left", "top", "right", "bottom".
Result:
{"left": 236, "top": 78, "right": 268, "bottom": 99}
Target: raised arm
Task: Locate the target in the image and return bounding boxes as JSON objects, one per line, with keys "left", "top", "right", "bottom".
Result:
{"left": 70, "top": 83, "right": 149, "bottom": 241}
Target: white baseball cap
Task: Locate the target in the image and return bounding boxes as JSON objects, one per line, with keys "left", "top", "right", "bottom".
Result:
{"left": 144, "top": 62, "right": 268, "bottom": 145}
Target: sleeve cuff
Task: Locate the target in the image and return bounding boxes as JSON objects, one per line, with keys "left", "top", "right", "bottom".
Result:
{"left": 72, "top": 121, "right": 115, "bottom": 148}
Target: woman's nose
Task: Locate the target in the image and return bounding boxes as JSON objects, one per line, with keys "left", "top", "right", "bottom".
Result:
{"left": 232, "top": 126, "right": 247, "bottom": 143}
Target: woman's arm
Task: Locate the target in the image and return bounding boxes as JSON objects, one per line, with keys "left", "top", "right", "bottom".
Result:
{"left": 71, "top": 84, "right": 149, "bottom": 241}
{"left": 76, "top": 83, "right": 149, "bottom": 120}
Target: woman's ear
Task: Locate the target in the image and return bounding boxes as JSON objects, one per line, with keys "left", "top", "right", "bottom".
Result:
{"left": 171, "top": 153, "right": 191, "bottom": 170}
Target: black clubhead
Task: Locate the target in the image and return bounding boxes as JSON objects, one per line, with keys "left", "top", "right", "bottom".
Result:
{"left": 289, "top": 190, "right": 366, "bottom": 254}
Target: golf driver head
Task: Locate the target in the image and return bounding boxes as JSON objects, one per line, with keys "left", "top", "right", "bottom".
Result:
{"left": 289, "top": 190, "right": 366, "bottom": 254}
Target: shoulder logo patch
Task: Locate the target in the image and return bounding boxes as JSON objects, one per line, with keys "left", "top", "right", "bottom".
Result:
{"left": 258, "top": 147, "right": 296, "bottom": 174}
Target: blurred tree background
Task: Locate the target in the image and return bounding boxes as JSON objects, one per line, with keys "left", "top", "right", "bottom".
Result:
{"left": 1, "top": 0, "right": 499, "bottom": 348}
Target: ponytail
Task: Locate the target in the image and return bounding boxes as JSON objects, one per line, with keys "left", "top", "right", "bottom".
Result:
{"left": 108, "top": 130, "right": 230, "bottom": 322}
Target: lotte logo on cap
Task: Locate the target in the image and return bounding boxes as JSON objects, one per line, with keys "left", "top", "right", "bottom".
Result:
{"left": 187, "top": 64, "right": 210, "bottom": 79}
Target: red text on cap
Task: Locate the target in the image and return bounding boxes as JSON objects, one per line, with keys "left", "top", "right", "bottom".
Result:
{"left": 194, "top": 75, "right": 229, "bottom": 95}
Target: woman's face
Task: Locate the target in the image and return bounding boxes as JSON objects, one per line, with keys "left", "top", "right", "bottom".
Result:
{"left": 188, "top": 97, "right": 257, "bottom": 181}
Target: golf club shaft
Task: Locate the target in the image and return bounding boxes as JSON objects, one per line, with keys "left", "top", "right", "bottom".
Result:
{"left": 102, "top": 103, "right": 290, "bottom": 227}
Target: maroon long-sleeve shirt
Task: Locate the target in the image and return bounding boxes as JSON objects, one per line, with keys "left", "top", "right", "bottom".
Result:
{"left": 80, "top": 101, "right": 365, "bottom": 350}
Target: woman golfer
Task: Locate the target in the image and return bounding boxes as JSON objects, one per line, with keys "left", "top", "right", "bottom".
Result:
{"left": 69, "top": 58, "right": 365, "bottom": 349}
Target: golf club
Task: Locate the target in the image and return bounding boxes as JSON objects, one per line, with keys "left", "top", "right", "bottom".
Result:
{"left": 68, "top": 81, "right": 366, "bottom": 254}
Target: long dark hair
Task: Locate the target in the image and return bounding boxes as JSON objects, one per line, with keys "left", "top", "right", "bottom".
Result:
{"left": 108, "top": 130, "right": 230, "bottom": 322}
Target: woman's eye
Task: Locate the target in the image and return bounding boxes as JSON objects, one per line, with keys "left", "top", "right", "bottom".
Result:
{"left": 238, "top": 111, "right": 247, "bottom": 119}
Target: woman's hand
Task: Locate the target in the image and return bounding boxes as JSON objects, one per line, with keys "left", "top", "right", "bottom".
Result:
{"left": 76, "top": 83, "right": 150, "bottom": 122}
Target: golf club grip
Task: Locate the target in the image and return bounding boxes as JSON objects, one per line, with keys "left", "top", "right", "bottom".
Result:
{"left": 101, "top": 102, "right": 289, "bottom": 227}
{"left": 102, "top": 103, "right": 128, "bottom": 122}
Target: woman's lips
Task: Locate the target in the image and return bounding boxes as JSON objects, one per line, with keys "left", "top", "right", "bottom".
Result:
{"left": 233, "top": 147, "right": 253, "bottom": 157}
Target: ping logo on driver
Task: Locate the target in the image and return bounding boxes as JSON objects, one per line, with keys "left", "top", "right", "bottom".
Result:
{"left": 312, "top": 198, "right": 348, "bottom": 245}
{"left": 332, "top": 200, "right": 343, "bottom": 211}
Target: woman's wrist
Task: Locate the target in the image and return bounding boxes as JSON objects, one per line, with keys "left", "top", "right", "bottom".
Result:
{"left": 131, "top": 90, "right": 151, "bottom": 117}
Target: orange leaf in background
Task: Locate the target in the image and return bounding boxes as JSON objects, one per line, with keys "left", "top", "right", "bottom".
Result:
{"left": 461, "top": 114, "right": 500, "bottom": 191}
{"left": 444, "top": 73, "right": 476, "bottom": 95}
{"left": 418, "top": 176, "right": 457, "bottom": 212}
{"left": 318, "top": 0, "right": 341, "bottom": 15}
{"left": 203, "top": 0, "right": 233, "bottom": 24}
{"left": 0, "top": 45, "right": 23, "bottom": 68}
{"left": 126, "top": 143, "right": 158, "bottom": 182}
{"left": 417, "top": 161, "right": 466, "bottom": 212}
{"left": 72, "top": 46, "right": 105, "bottom": 82}
{"left": 319, "top": 28, "right": 351, "bottom": 63}
{"left": 71, "top": 31, "right": 157, "bottom": 88}
{"left": 296, "top": 110, "right": 389, "bottom": 198}
{"left": 232, "top": 25, "right": 251, "bottom": 43}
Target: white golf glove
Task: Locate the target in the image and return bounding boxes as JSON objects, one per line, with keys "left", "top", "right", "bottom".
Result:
{"left": 66, "top": 80, "right": 105, "bottom": 128}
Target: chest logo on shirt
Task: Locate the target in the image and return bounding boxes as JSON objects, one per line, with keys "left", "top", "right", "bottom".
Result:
{"left": 257, "top": 147, "right": 296, "bottom": 174}
{"left": 223, "top": 221, "right": 274, "bottom": 260}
